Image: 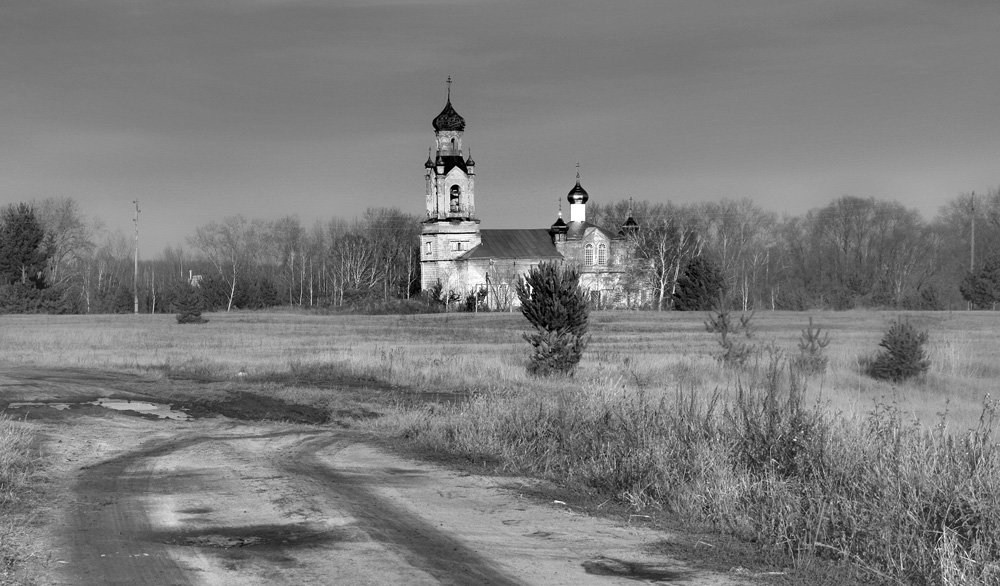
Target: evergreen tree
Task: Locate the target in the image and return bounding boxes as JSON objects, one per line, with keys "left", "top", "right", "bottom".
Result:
{"left": 960, "top": 255, "right": 1000, "bottom": 309}
{"left": 865, "top": 318, "right": 930, "bottom": 382}
{"left": 673, "top": 256, "right": 725, "bottom": 311}
{"left": 0, "top": 203, "right": 49, "bottom": 287}
{"left": 176, "top": 285, "right": 208, "bottom": 324}
{"left": 515, "top": 262, "right": 589, "bottom": 376}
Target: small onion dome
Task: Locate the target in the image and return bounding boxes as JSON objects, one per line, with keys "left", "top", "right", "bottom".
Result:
{"left": 424, "top": 149, "right": 435, "bottom": 169}
{"left": 567, "top": 179, "right": 589, "bottom": 204}
{"left": 432, "top": 100, "right": 465, "bottom": 132}
{"left": 465, "top": 150, "right": 475, "bottom": 167}
{"left": 550, "top": 216, "right": 568, "bottom": 234}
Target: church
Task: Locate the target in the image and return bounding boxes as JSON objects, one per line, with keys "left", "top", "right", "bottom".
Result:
{"left": 419, "top": 86, "right": 640, "bottom": 309}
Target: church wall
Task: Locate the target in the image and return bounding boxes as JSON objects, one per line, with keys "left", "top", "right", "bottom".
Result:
{"left": 559, "top": 228, "right": 625, "bottom": 276}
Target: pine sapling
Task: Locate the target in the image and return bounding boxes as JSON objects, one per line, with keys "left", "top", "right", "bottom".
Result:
{"left": 792, "top": 317, "right": 830, "bottom": 376}
{"left": 705, "top": 296, "right": 754, "bottom": 366}
{"left": 866, "top": 318, "right": 930, "bottom": 382}
{"left": 176, "top": 285, "right": 208, "bottom": 324}
{"left": 516, "top": 262, "right": 590, "bottom": 376}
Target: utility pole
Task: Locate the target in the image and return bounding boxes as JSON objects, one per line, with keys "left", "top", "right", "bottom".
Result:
{"left": 969, "top": 192, "right": 976, "bottom": 311}
{"left": 970, "top": 191, "right": 976, "bottom": 272}
{"left": 133, "top": 200, "right": 140, "bottom": 315}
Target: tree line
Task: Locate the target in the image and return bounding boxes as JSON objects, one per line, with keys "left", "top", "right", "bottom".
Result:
{"left": 0, "top": 200, "right": 420, "bottom": 314}
{"left": 590, "top": 190, "right": 999, "bottom": 311}
{"left": 1, "top": 189, "right": 999, "bottom": 314}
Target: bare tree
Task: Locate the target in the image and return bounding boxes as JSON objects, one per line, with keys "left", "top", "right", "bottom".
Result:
{"left": 34, "top": 197, "right": 95, "bottom": 289}
{"left": 189, "top": 215, "right": 268, "bottom": 311}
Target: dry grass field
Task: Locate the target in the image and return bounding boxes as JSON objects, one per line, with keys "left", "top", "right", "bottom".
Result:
{"left": 1, "top": 309, "right": 995, "bottom": 425}
{"left": 1, "top": 308, "right": 999, "bottom": 584}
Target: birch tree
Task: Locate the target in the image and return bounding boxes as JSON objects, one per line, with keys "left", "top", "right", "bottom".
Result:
{"left": 189, "top": 215, "right": 268, "bottom": 311}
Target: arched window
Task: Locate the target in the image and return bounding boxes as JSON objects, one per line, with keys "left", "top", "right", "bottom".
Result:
{"left": 597, "top": 243, "right": 607, "bottom": 265}
{"left": 449, "top": 185, "right": 461, "bottom": 212}
{"left": 585, "top": 243, "right": 594, "bottom": 266}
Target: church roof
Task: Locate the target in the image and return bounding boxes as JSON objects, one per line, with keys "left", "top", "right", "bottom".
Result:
{"left": 565, "top": 221, "right": 619, "bottom": 241}
{"left": 432, "top": 100, "right": 466, "bottom": 132}
{"left": 460, "top": 229, "right": 562, "bottom": 260}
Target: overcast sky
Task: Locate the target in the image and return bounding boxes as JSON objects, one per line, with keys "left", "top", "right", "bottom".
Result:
{"left": 2, "top": 0, "right": 999, "bottom": 253}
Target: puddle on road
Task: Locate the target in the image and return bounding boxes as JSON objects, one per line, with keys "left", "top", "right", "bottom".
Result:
{"left": 184, "top": 534, "right": 265, "bottom": 548}
{"left": 152, "top": 523, "right": 347, "bottom": 553}
{"left": 7, "top": 399, "right": 191, "bottom": 420}
{"left": 582, "top": 557, "right": 692, "bottom": 582}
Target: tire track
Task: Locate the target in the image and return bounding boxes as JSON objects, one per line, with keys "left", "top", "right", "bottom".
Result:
{"left": 281, "top": 434, "right": 524, "bottom": 586}
{"left": 66, "top": 430, "right": 310, "bottom": 585}
{"left": 67, "top": 428, "right": 523, "bottom": 585}
{"left": 68, "top": 436, "right": 207, "bottom": 586}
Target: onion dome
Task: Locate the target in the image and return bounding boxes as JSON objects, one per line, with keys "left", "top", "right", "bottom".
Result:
{"left": 424, "top": 148, "right": 435, "bottom": 169}
{"left": 550, "top": 216, "right": 568, "bottom": 232}
{"left": 465, "top": 148, "right": 475, "bottom": 167}
{"left": 432, "top": 100, "right": 465, "bottom": 132}
{"left": 567, "top": 179, "right": 589, "bottom": 205}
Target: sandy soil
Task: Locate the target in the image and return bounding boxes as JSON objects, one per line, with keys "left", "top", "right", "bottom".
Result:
{"left": 3, "top": 368, "right": 761, "bottom": 585}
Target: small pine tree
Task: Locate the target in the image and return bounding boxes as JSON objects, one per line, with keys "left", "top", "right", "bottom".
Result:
{"left": 704, "top": 295, "right": 753, "bottom": 366}
{"left": 866, "top": 318, "right": 929, "bottom": 382}
{"left": 176, "top": 285, "right": 208, "bottom": 324}
{"left": 464, "top": 288, "right": 486, "bottom": 312}
{"left": 791, "top": 317, "right": 830, "bottom": 376}
{"left": 515, "top": 262, "right": 589, "bottom": 376}
{"left": 673, "top": 256, "right": 725, "bottom": 311}
{"left": 425, "top": 280, "right": 446, "bottom": 309}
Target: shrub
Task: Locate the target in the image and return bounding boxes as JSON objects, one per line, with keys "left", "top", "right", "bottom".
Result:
{"left": 704, "top": 297, "right": 753, "bottom": 366}
{"left": 903, "top": 285, "right": 944, "bottom": 311}
{"left": 175, "top": 285, "right": 208, "bottom": 324}
{"left": 791, "top": 317, "right": 830, "bottom": 376}
{"left": 515, "top": 262, "right": 589, "bottom": 376}
{"left": 423, "top": 280, "right": 462, "bottom": 310}
{"left": 865, "top": 318, "right": 930, "bottom": 382}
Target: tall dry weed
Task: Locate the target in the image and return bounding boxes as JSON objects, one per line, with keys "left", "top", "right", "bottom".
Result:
{"left": 0, "top": 415, "right": 34, "bottom": 506}
{"left": 374, "top": 361, "right": 1000, "bottom": 585}
{"left": 0, "top": 414, "right": 38, "bottom": 584}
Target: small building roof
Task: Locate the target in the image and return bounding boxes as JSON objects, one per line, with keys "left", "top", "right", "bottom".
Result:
{"left": 460, "top": 229, "right": 563, "bottom": 260}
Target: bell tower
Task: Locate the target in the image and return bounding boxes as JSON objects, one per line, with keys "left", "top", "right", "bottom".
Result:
{"left": 420, "top": 78, "right": 481, "bottom": 291}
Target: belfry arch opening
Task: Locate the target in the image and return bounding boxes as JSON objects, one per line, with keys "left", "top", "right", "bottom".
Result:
{"left": 450, "top": 185, "right": 461, "bottom": 212}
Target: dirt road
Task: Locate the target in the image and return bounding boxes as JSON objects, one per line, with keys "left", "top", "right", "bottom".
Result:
{"left": 3, "top": 368, "right": 752, "bottom": 585}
